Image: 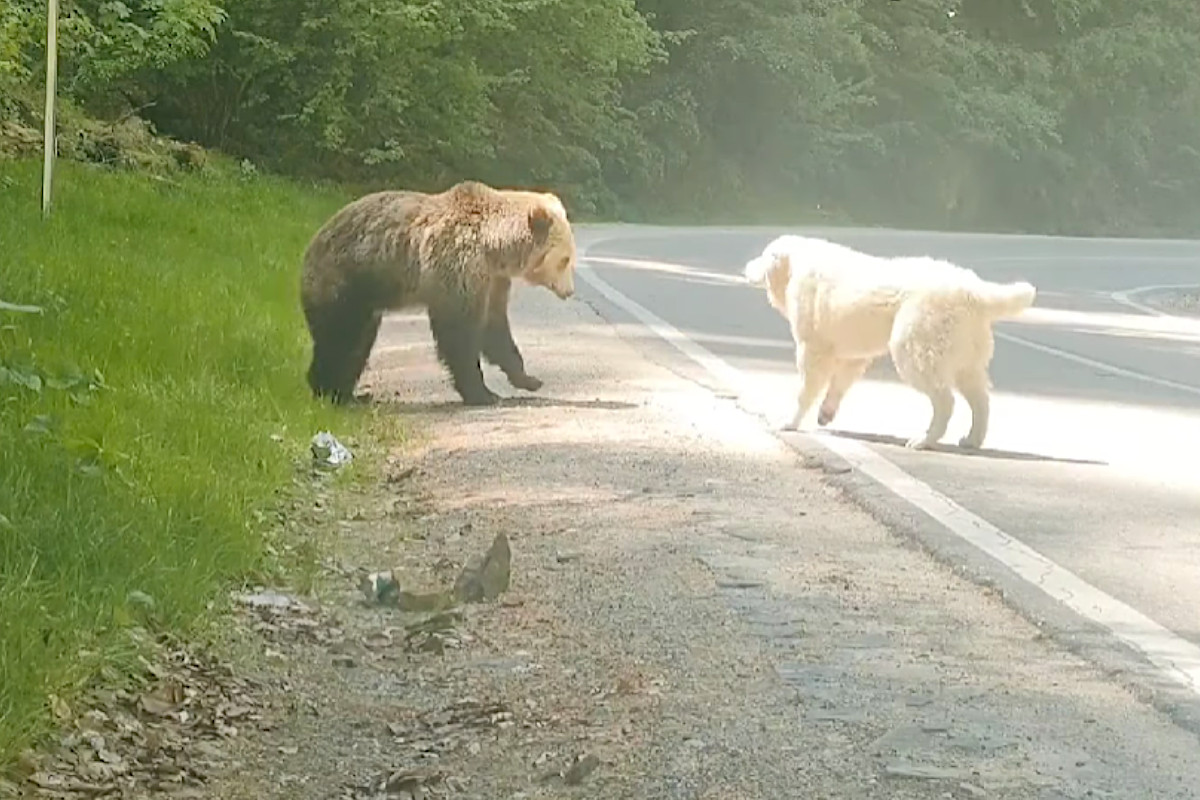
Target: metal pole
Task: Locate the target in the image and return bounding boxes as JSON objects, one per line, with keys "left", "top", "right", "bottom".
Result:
{"left": 41, "top": 0, "right": 59, "bottom": 218}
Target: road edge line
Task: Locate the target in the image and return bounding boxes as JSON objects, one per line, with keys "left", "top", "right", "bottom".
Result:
{"left": 1110, "top": 283, "right": 1200, "bottom": 318}
{"left": 994, "top": 330, "right": 1200, "bottom": 398}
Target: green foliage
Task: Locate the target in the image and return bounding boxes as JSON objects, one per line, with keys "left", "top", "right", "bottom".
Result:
{"left": 0, "top": 158, "right": 366, "bottom": 763}
{"left": 7, "top": 0, "right": 1200, "bottom": 233}
{"left": 134, "top": 0, "right": 659, "bottom": 215}
{"left": 0, "top": 1, "right": 38, "bottom": 110}
{"left": 0, "top": 0, "right": 225, "bottom": 115}
{"left": 614, "top": 0, "right": 881, "bottom": 219}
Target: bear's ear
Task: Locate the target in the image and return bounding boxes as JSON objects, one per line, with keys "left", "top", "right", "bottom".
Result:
{"left": 528, "top": 204, "right": 554, "bottom": 243}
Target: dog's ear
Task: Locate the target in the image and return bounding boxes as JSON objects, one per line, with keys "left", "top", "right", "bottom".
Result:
{"left": 744, "top": 253, "right": 775, "bottom": 284}
{"left": 746, "top": 251, "right": 790, "bottom": 282}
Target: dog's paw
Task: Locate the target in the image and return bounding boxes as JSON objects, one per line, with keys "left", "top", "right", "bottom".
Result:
{"left": 817, "top": 405, "right": 836, "bottom": 427}
{"left": 905, "top": 436, "right": 935, "bottom": 450}
{"left": 774, "top": 414, "right": 802, "bottom": 432}
{"left": 958, "top": 434, "right": 983, "bottom": 450}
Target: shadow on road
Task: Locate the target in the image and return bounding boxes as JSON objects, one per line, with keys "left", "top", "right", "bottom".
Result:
{"left": 364, "top": 394, "right": 639, "bottom": 415}
{"left": 821, "top": 429, "right": 1108, "bottom": 466}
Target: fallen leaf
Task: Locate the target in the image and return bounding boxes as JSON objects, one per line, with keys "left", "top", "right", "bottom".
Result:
{"left": 140, "top": 680, "right": 185, "bottom": 716}
{"left": 563, "top": 753, "right": 600, "bottom": 786}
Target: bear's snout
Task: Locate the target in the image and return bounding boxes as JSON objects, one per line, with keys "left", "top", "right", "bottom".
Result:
{"left": 550, "top": 270, "right": 575, "bottom": 299}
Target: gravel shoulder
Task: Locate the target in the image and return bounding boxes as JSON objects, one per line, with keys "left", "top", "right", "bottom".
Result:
{"left": 1138, "top": 288, "right": 1200, "bottom": 317}
{"left": 18, "top": 282, "right": 1198, "bottom": 798}
{"left": 226, "top": 283, "right": 1200, "bottom": 799}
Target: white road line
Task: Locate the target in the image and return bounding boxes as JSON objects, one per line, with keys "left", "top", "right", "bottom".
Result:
{"left": 576, "top": 255, "right": 1200, "bottom": 698}
{"left": 994, "top": 330, "right": 1200, "bottom": 398}
{"left": 972, "top": 255, "right": 1200, "bottom": 264}
{"left": 583, "top": 255, "right": 749, "bottom": 287}
{"left": 1110, "top": 283, "right": 1200, "bottom": 318}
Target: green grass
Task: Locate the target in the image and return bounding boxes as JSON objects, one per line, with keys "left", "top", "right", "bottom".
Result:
{"left": 0, "top": 158, "right": 376, "bottom": 764}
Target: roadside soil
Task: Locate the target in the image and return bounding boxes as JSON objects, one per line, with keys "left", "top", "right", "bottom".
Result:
{"left": 1140, "top": 289, "right": 1200, "bottom": 317}
{"left": 10, "top": 286, "right": 1200, "bottom": 799}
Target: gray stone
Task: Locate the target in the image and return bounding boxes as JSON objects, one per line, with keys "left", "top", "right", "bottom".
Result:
{"left": 882, "top": 762, "right": 964, "bottom": 781}
{"left": 453, "top": 533, "right": 512, "bottom": 603}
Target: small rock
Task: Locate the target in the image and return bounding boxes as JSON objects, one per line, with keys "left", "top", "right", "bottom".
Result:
{"left": 959, "top": 783, "right": 987, "bottom": 798}
{"left": 331, "top": 655, "right": 357, "bottom": 668}
{"left": 385, "top": 464, "right": 416, "bottom": 484}
{"left": 554, "top": 550, "right": 582, "bottom": 564}
{"left": 563, "top": 753, "right": 600, "bottom": 786}
{"left": 235, "top": 590, "right": 306, "bottom": 612}
{"left": 14, "top": 750, "right": 40, "bottom": 777}
{"left": 139, "top": 681, "right": 184, "bottom": 716}
{"left": 359, "top": 571, "right": 401, "bottom": 606}
{"left": 194, "top": 741, "right": 224, "bottom": 760}
{"left": 380, "top": 769, "right": 444, "bottom": 796}
{"left": 397, "top": 590, "right": 454, "bottom": 613}
{"left": 716, "top": 577, "right": 764, "bottom": 589}
{"left": 883, "top": 762, "right": 963, "bottom": 781}
{"left": 77, "top": 710, "right": 109, "bottom": 731}
{"left": 125, "top": 590, "right": 156, "bottom": 613}
{"left": 453, "top": 533, "right": 511, "bottom": 604}
{"left": 404, "top": 611, "right": 463, "bottom": 654}
{"left": 363, "top": 630, "right": 394, "bottom": 649}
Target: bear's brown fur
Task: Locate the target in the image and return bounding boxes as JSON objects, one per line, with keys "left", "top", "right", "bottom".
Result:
{"left": 299, "top": 180, "right": 577, "bottom": 406}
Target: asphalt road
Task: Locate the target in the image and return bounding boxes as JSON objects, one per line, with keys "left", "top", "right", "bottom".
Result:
{"left": 574, "top": 224, "right": 1200, "bottom": 696}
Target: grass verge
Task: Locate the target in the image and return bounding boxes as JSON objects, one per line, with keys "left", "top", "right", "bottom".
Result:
{"left": 0, "top": 157, "right": 387, "bottom": 765}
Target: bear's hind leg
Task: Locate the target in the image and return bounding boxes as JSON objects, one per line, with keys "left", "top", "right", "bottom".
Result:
{"left": 481, "top": 277, "right": 542, "bottom": 392}
{"left": 427, "top": 300, "right": 498, "bottom": 406}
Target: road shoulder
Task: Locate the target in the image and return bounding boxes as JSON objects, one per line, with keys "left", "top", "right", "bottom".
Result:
{"left": 48, "top": 285, "right": 1197, "bottom": 799}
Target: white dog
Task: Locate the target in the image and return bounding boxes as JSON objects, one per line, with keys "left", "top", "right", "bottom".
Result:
{"left": 743, "top": 234, "right": 1036, "bottom": 450}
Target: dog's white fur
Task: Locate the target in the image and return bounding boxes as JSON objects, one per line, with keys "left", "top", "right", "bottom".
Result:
{"left": 743, "top": 235, "right": 1036, "bottom": 450}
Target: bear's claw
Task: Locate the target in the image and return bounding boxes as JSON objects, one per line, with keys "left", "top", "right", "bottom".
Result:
{"left": 509, "top": 373, "right": 544, "bottom": 392}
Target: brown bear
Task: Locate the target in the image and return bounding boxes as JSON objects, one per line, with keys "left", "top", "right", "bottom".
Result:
{"left": 299, "top": 180, "right": 577, "bottom": 406}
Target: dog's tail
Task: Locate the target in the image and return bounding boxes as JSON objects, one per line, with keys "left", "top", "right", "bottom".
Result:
{"left": 976, "top": 280, "right": 1037, "bottom": 319}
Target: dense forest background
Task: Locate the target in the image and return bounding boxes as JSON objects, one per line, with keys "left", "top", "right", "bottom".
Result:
{"left": 3, "top": 0, "right": 1200, "bottom": 235}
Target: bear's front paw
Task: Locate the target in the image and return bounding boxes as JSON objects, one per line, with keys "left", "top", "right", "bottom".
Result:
{"left": 509, "top": 373, "right": 543, "bottom": 392}
{"left": 461, "top": 388, "right": 501, "bottom": 407}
